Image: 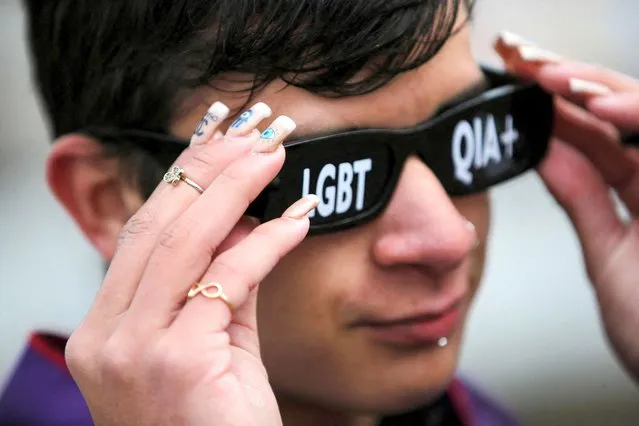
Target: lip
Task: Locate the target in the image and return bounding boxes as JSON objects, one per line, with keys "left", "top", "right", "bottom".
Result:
{"left": 355, "top": 299, "right": 466, "bottom": 346}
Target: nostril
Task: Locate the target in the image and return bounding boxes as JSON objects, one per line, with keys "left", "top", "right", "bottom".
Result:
{"left": 371, "top": 217, "right": 479, "bottom": 273}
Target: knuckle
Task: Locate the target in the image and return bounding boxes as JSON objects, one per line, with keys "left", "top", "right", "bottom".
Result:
{"left": 100, "top": 334, "right": 139, "bottom": 385}
{"left": 156, "top": 216, "right": 196, "bottom": 252}
{"left": 64, "top": 328, "right": 95, "bottom": 380}
{"left": 188, "top": 146, "right": 218, "bottom": 175}
{"left": 116, "top": 208, "right": 155, "bottom": 250}
{"left": 157, "top": 226, "right": 186, "bottom": 252}
{"left": 213, "top": 255, "right": 257, "bottom": 291}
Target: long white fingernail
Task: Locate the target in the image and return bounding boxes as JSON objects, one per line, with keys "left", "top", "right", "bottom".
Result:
{"left": 569, "top": 78, "right": 612, "bottom": 96}
{"left": 498, "top": 30, "right": 534, "bottom": 47}
{"left": 227, "top": 102, "right": 272, "bottom": 136}
{"left": 190, "top": 102, "right": 230, "bottom": 146}
{"left": 283, "top": 195, "right": 320, "bottom": 220}
{"left": 517, "top": 45, "right": 562, "bottom": 63}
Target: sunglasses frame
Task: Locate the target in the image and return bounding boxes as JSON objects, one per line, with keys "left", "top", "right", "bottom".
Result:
{"left": 81, "top": 66, "right": 637, "bottom": 235}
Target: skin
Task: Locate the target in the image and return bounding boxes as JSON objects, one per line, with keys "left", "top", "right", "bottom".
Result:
{"left": 179, "top": 17, "right": 489, "bottom": 423}
{"left": 44, "top": 6, "right": 639, "bottom": 426}
{"left": 51, "top": 12, "right": 487, "bottom": 426}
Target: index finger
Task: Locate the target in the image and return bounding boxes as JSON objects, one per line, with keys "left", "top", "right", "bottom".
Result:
{"left": 492, "top": 32, "right": 639, "bottom": 94}
{"left": 92, "top": 102, "right": 269, "bottom": 323}
{"left": 587, "top": 92, "right": 639, "bottom": 132}
{"left": 526, "top": 62, "right": 639, "bottom": 95}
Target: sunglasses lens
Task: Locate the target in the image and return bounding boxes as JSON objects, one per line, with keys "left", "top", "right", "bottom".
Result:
{"left": 268, "top": 138, "right": 395, "bottom": 230}
{"left": 423, "top": 85, "right": 553, "bottom": 195}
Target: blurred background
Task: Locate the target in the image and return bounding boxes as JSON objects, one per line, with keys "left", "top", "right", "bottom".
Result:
{"left": 1, "top": 0, "right": 638, "bottom": 424}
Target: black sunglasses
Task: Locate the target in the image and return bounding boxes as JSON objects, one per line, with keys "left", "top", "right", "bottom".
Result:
{"left": 83, "top": 67, "right": 637, "bottom": 235}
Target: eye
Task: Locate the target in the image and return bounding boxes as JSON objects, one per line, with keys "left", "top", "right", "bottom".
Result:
{"left": 261, "top": 128, "right": 276, "bottom": 140}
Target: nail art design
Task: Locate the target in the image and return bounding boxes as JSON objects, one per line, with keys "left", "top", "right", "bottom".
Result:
{"left": 190, "top": 102, "right": 230, "bottom": 146}
{"left": 252, "top": 115, "right": 296, "bottom": 154}
{"left": 227, "top": 102, "right": 273, "bottom": 136}
{"left": 231, "top": 110, "right": 253, "bottom": 129}
{"left": 194, "top": 112, "right": 218, "bottom": 137}
{"left": 260, "top": 127, "right": 277, "bottom": 141}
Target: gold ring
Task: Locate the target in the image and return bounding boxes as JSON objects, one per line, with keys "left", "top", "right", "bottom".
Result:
{"left": 163, "top": 165, "right": 204, "bottom": 194}
{"left": 187, "top": 282, "right": 233, "bottom": 310}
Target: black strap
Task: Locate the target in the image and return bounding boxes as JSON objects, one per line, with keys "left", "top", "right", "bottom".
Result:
{"left": 622, "top": 133, "right": 639, "bottom": 147}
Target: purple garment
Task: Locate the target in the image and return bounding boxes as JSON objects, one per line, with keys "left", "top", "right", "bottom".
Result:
{"left": 0, "top": 333, "right": 519, "bottom": 426}
{"left": 457, "top": 378, "right": 520, "bottom": 426}
{"left": 0, "top": 334, "right": 91, "bottom": 426}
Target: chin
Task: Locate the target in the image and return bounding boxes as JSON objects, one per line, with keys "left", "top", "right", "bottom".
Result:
{"left": 313, "top": 336, "right": 462, "bottom": 416}
{"left": 368, "top": 346, "right": 460, "bottom": 415}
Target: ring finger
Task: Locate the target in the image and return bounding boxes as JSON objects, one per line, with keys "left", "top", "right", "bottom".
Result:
{"left": 92, "top": 101, "right": 271, "bottom": 323}
{"left": 170, "top": 195, "right": 320, "bottom": 356}
{"left": 122, "top": 115, "right": 297, "bottom": 332}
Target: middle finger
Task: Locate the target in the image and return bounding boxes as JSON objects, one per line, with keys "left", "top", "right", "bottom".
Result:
{"left": 553, "top": 97, "right": 639, "bottom": 215}
{"left": 93, "top": 102, "right": 268, "bottom": 322}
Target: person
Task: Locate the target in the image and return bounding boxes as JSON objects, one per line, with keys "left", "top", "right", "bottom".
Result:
{"left": 1, "top": 1, "right": 638, "bottom": 425}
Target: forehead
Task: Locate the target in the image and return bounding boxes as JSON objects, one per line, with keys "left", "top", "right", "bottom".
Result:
{"left": 170, "top": 23, "right": 483, "bottom": 140}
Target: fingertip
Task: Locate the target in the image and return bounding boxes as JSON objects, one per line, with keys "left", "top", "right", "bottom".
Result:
{"left": 586, "top": 92, "right": 639, "bottom": 131}
{"left": 282, "top": 194, "right": 319, "bottom": 220}
{"left": 587, "top": 92, "right": 629, "bottom": 109}
{"left": 252, "top": 102, "right": 273, "bottom": 118}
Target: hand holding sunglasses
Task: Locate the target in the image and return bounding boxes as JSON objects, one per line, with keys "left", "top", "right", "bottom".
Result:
{"left": 496, "top": 31, "right": 639, "bottom": 382}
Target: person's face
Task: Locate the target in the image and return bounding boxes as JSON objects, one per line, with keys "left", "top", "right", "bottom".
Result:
{"left": 51, "top": 9, "right": 489, "bottom": 417}
{"left": 168, "top": 17, "right": 490, "bottom": 414}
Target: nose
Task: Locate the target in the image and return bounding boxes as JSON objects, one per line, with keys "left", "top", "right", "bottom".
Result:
{"left": 371, "top": 156, "right": 477, "bottom": 275}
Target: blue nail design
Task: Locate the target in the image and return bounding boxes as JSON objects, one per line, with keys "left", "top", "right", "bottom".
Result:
{"left": 193, "top": 112, "right": 217, "bottom": 137}
{"left": 231, "top": 110, "right": 253, "bottom": 129}
{"left": 260, "top": 128, "right": 276, "bottom": 140}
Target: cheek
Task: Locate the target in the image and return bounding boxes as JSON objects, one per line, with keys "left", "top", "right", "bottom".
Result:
{"left": 255, "top": 230, "right": 371, "bottom": 365}
{"left": 255, "top": 238, "right": 350, "bottom": 389}
{"left": 256, "top": 237, "right": 343, "bottom": 344}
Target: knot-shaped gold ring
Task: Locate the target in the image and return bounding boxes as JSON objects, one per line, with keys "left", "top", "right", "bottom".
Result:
{"left": 187, "top": 282, "right": 233, "bottom": 310}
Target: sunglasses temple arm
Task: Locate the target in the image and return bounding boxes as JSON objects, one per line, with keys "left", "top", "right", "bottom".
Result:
{"left": 622, "top": 133, "right": 639, "bottom": 147}
{"left": 245, "top": 181, "right": 281, "bottom": 221}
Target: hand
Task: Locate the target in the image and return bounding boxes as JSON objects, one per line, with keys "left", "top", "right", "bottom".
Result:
{"left": 496, "top": 35, "right": 639, "bottom": 381}
{"left": 64, "top": 101, "right": 318, "bottom": 426}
